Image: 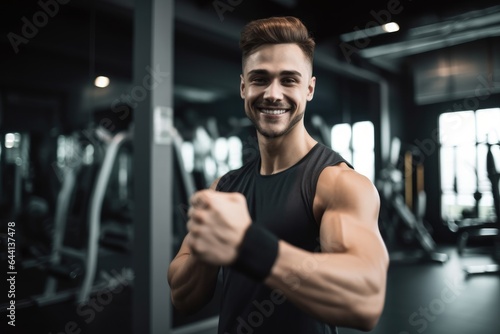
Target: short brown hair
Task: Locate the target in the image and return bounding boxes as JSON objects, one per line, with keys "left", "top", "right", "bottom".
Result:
{"left": 239, "top": 16, "right": 315, "bottom": 69}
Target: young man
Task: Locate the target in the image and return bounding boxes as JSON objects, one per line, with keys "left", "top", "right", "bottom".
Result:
{"left": 168, "top": 16, "right": 389, "bottom": 334}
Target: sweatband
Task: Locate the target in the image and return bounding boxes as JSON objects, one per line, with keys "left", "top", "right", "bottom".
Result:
{"left": 231, "top": 223, "right": 279, "bottom": 281}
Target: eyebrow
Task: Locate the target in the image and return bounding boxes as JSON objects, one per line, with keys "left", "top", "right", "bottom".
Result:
{"left": 247, "top": 69, "right": 302, "bottom": 77}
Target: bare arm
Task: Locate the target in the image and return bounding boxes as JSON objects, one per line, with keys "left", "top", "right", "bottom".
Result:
{"left": 167, "top": 177, "right": 221, "bottom": 314}
{"left": 264, "top": 167, "right": 389, "bottom": 331}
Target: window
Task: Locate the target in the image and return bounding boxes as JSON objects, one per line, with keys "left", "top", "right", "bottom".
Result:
{"left": 331, "top": 121, "right": 375, "bottom": 182}
{"left": 439, "top": 108, "right": 500, "bottom": 220}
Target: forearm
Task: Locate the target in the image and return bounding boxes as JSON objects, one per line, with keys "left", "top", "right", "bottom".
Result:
{"left": 168, "top": 253, "right": 219, "bottom": 314}
{"left": 264, "top": 240, "right": 388, "bottom": 331}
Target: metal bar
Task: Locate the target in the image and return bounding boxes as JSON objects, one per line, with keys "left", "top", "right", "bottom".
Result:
{"left": 78, "top": 131, "right": 131, "bottom": 303}
{"left": 133, "top": 0, "right": 175, "bottom": 333}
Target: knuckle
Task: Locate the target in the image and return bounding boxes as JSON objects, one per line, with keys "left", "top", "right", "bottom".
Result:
{"left": 187, "top": 220, "right": 199, "bottom": 235}
{"left": 190, "top": 209, "right": 205, "bottom": 223}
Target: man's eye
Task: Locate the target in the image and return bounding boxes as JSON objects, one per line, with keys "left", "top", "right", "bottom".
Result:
{"left": 282, "top": 78, "right": 297, "bottom": 84}
{"left": 251, "top": 77, "right": 267, "bottom": 84}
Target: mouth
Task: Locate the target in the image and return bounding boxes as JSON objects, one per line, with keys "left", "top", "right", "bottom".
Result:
{"left": 260, "top": 109, "right": 288, "bottom": 115}
{"left": 257, "top": 106, "right": 291, "bottom": 115}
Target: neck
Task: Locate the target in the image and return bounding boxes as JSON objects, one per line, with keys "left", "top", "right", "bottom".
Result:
{"left": 257, "top": 126, "right": 317, "bottom": 175}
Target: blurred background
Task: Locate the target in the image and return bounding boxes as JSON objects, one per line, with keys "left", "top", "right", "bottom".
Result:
{"left": 0, "top": 0, "right": 499, "bottom": 333}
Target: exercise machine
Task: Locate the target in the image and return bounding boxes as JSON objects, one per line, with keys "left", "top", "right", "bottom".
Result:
{"left": 456, "top": 139, "right": 500, "bottom": 276}
{"left": 77, "top": 126, "right": 133, "bottom": 303}
{"left": 377, "top": 137, "right": 448, "bottom": 264}
{"left": 310, "top": 114, "right": 332, "bottom": 147}
{"left": 0, "top": 125, "right": 135, "bottom": 310}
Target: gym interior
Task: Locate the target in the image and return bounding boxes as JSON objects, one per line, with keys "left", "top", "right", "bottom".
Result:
{"left": 1, "top": 0, "right": 500, "bottom": 333}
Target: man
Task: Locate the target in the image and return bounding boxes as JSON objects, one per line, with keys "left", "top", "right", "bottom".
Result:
{"left": 168, "top": 16, "right": 389, "bottom": 334}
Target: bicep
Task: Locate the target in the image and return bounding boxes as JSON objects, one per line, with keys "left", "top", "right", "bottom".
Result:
{"left": 318, "top": 170, "right": 387, "bottom": 263}
{"left": 320, "top": 209, "right": 387, "bottom": 265}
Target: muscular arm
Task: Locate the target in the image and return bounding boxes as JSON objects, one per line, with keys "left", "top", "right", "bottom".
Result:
{"left": 167, "top": 178, "right": 221, "bottom": 314}
{"left": 264, "top": 166, "right": 389, "bottom": 331}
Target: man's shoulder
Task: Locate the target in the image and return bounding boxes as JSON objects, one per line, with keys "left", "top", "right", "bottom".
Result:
{"left": 317, "top": 162, "right": 355, "bottom": 189}
{"left": 317, "top": 165, "right": 379, "bottom": 207}
{"left": 308, "top": 143, "right": 354, "bottom": 170}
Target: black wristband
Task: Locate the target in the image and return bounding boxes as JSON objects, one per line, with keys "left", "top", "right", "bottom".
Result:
{"left": 231, "top": 224, "right": 279, "bottom": 281}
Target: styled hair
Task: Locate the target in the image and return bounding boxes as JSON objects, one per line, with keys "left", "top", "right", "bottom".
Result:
{"left": 239, "top": 16, "right": 315, "bottom": 69}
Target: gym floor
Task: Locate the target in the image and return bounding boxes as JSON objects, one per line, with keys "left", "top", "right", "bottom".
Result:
{"left": 1, "top": 245, "right": 499, "bottom": 334}
{"left": 343, "top": 245, "right": 500, "bottom": 334}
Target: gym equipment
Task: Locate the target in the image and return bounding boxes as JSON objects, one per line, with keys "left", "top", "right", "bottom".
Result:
{"left": 377, "top": 137, "right": 448, "bottom": 264}
{"left": 0, "top": 132, "right": 60, "bottom": 274}
{"left": 0, "top": 133, "right": 30, "bottom": 254}
{"left": 456, "top": 140, "right": 500, "bottom": 276}
{"left": 77, "top": 126, "right": 133, "bottom": 303}
{"left": 310, "top": 114, "right": 332, "bottom": 147}
{"left": 0, "top": 125, "right": 135, "bottom": 310}
{"left": 1, "top": 132, "right": 28, "bottom": 220}
{"left": 190, "top": 116, "right": 247, "bottom": 190}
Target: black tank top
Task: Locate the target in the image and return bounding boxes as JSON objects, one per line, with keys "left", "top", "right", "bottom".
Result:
{"left": 216, "top": 143, "right": 352, "bottom": 334}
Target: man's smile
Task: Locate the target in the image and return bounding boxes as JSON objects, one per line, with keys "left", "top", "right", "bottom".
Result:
{"left": 259, "top": 109, "right": 289, "bottom": 115}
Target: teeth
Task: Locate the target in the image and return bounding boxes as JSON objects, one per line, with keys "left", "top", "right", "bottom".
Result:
{"left": 261, "top": 109, "right": 287, "bottom": 115}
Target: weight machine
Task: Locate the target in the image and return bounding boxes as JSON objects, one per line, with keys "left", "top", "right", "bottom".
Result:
{"left": 455, "top": 139, "right": 500, "bottom": 276}
{"left": 377, "top": 137, "right": 448, "bottom": 264}
{"left": 0, "top": 125, "right": 134, "bottom": 312}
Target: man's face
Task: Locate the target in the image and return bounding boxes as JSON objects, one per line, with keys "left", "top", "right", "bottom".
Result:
{"left": 240, "top": 43, "right": 316, "bottom": 139}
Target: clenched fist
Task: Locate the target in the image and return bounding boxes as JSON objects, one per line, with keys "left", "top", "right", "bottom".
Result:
{"left": 187, "top": 189, "right": 252, "bottom": 266}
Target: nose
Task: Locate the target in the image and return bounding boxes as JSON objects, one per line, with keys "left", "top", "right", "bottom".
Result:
{"left": 263, "top": 79, "right": 283, "bottom": 103}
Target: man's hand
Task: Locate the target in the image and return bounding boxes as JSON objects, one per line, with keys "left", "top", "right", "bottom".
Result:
{"left": 187, "top": 189, "right": 252, "bottom": 266}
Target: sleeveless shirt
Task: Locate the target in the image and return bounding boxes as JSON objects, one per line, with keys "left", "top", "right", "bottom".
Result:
{"left": 216, "top": 142, "right": 352, "bottom": 334}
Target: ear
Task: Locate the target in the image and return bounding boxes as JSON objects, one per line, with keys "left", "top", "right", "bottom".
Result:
{"left": 240, "top": 74, "right": 245, "bottom": 99}
{"left": 306, "top": 76, "right": 316, "bottom": 101}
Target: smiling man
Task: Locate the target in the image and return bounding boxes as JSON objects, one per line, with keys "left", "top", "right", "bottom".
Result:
{"left": 242, "top": 42, "right": 312, "bottom": 141}
{"left": 168, "top": 16, "right": 389, "bottom": 334}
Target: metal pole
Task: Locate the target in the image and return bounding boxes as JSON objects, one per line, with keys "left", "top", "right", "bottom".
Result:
{"left": 133, "top": 0, "right": 174, "bottom": 333}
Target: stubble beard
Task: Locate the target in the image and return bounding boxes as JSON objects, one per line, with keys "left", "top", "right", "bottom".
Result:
{"left": 247, "top": 108, "right": 304, "bottom": 139}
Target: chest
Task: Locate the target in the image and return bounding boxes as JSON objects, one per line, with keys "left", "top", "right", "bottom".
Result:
{"left": 237, "top": 169, "right": 320, "bottom": 251}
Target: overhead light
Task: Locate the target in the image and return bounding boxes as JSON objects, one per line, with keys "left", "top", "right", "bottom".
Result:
{"left": 340, "top": 22, "right": 400, "bottom": 42}
{"left": 174, "top": 85, "right": 224, "bottom": 103}
{"left": 383, "top": 22, "right": 400, "bottom": 33}
{"left": 94, "top": 76, "right": 110, "bottom": 88}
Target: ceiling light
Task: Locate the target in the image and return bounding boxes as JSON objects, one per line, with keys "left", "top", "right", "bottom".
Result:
{"left": 340, "top": 22, "right": 400, "bottom": 42}
{"left": 382, "top": 22, "right": 400, "bottom": 33}
{"left": 94, "top": 76, "right": 110, "bottom": 88}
